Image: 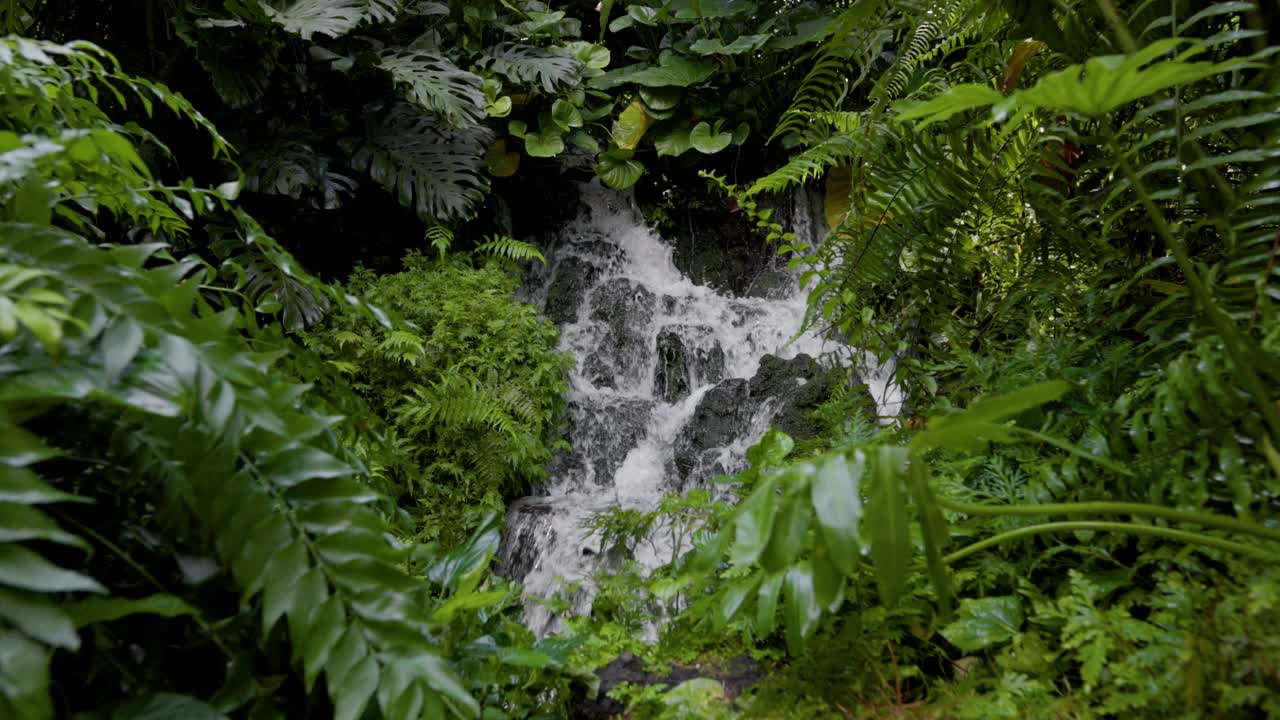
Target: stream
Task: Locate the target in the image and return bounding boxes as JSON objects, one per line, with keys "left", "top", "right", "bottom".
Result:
{"left": 498, "top": 182, "right": 897, "bottom": 635}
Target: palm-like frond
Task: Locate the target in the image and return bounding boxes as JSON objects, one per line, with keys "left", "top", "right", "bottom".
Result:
{"left": 343, "top": 103, "right": 491, "bottom": 221}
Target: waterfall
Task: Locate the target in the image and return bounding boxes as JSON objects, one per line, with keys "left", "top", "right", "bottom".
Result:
{"left": 499, "top": 181, "right": 898, "bottom": 635}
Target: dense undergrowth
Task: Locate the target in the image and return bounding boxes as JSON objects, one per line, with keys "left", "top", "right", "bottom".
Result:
{"left": 2, "top": 0, "right": 1279, "bottom": 718}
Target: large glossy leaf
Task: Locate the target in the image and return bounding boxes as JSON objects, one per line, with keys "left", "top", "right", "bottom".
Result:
{"left": 651, "top": 122, "right": 694, "bottom": 157}
{"left": 761, "top": 489, "right": 810, "bottom": 573}
{"left": 593, "top": 52, "right": 716, "bottom": 89}
{"left": 689, "top": 121, "right": 732, "bottom": 154}
{"left": 262, "top": 0, "right": 364, "bottom": 40}
{"left": 595, "top": 150, "right": 645, "bottom": 190}
{"left": 610, "top": 99, "right": 653, "bottom": 150}
{"left": 689, "top": 34, "right": 768, "bottom": 55}
{"left": 480, "top": 43, "right": 581, "bottom": 94}
{"left": 865, "top": 446, "right": 909, "bottom": 605}
{"left": 940, "top": 596, "right": 1023, "bottom": 652}
{"left": 378, "top": 51, "right": 486, "bottom": 129}
{"left": 345, "top": 104, "right": 490, "bottom": 222}
{"left": 754, "top": 571, "right": 784, "bottom": 637}
{"left": 782, "top": 561, "right": 821, "bottom": 654}
{"left": 729, "top": 478, "right": 778, "bottom": 567}
{"left": 911, "top": 380, "right": 1069, "bottom": 453}
{"left": 428, "top": 511, "right": 501, "bottom": 594}
{"left": 810, "top": 452, "right": 862, "bottom": 574}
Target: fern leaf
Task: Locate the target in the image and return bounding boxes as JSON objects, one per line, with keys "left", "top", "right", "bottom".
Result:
{"left": 344, "top": 103, "right": 491, "bottom": 222}
{"left": 475, "top": 236, "right": 546, "bottom": 264}
{"left": 377, "top": 50, "right": 486, "bottom": 129}
{"left": 747, "top": 134, "right": 861, "bottom": 196}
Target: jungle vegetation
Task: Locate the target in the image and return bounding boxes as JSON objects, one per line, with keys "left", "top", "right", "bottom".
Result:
{"left": 1, "top": 0, "right": 1278, "bottom": 718}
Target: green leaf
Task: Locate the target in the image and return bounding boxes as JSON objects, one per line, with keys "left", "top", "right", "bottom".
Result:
{"left": 940, "top": 596, "right": 1024, "bottom": 652}
{"left": 111, "top": 692, "right": 228, "bottom": 720}
{"left": 428, "top": 511, "right": 500, "bottom": 593}
{"left": 551, "top": 99, "right": 584, "bottom": 130}
{"left": 593, "top": 52, "right": 717, "bottom": 89}
{"left": 755, "top": 571, "right": 784, "bottom": 637}
{"left": 690, "top": 121, "right": 732, "bottom": 154}
{"left": 639, "top": 86, "right": 682, "bottom": 111}
{"left": 782, "top": 561, "right": 821, "bottom": 655}
{"left": 811, "top": 542, "right": 844, "bottom": 612}
{"left": 671, "top": 0, "right": 757, "bottom": 19}
{"left": 729, "top": 478, "right": 777, "bottom": 567}
{"left": 715, "top": 576, "right": 758, "bottom": 630}
{"left": 432, "top": 590, "right": 508, "bottom": 624}
{"left": 1018, "top": 39, "right": 1247, "bottom": 116}
{"left": 377, "top": 51, "right": 486, "bottom": 129}
{"left": 0, "top": 545, "right": 104, "bottom": 594}
{"left": 689, "top": 34, "right": 768, "bottom": 55}
{"left": 11, "top": 181, "right": 51, "bottom": 225}
{"left": 332, "top": 655, "right": 378, "bottom": 720}
{"left": 762, "top": 489, "right": 810, "bottom": 573}
{"left": 523, "top": 126, "right": 566, "bottom": 158}
{"left": 568, "top": 130, "right": 599, "bottom": 152}
{"left": 650, "top": 122, "right": 692, "bottom": 157}
{"left": 63, "top": 594, "right": 196, "bottom": 628}
{"left": 262, "top": 0, "right": 365, "bottom": 40}
{"left": 595, "top": 151, "right": 645, "bottom": 190}
{"left": 610, "top": 99, "right": 654, "bottom": 150}
{"left": 810, "top": 453, "right": 862, "bottom": 575}
{"left": 907, "top": 457, "right": 952, "bottom": 614}
{"left": 897, "top": 84, "right": 1005, "bottom": 128}
{"left": 486, "top": 96, "right": 512, "bottom": 118}
{"left": 0, "top": 504, "right": 86, "bottom": 549}
{"left": 102, "top": 316, "right": 144, "bottom": 379}
{"left": 262, "top": 447, "right": 351, "bottom": 488}
{"left": 0, "top": 588, "right": 78, "bottom": 649}
{"left": 0, "top": 468, "right": 81, "bottom": 504}
{"left": 911, "top": 380, "right": 1070, "bottom": 453}
{"left": 865, "top": 446, "right": 909, "bottom": 605}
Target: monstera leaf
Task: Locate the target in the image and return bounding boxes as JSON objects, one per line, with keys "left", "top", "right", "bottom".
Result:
{"left": 378, "top": 50, "right": 486, "bottom": 129}
{"left": 479, "top": 43, "right": 582, "bottom": 94}
{"left": 261, "top": 0, "right": 364, "bottom": 39}
{"left": 689, "top": 34, "right": 768, "bottom": 55}
{"left": 344, "top": 103, "right": 491, "bottom": 221}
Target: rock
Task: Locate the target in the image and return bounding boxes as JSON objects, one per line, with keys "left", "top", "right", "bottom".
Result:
{"left": 654, "top": 329, "right": 692, "bottom": 403}
{"left": 745, "top": 267, "right": 797, "bottom": 299}
{"left": 748, "top": 353, "right": 821, "bottom": 399}
{"left": 747, "top": 354, "right": 876, "bottom": 441}
{"left": 566, "top": 398, "right": 654, "bottom": 486}
{"left": 673, "top": 379, "right": 755, "bottom": 483}
{"left": 543, "top": 257, "right": 601, "bottom": 324}
{"left": 582, "top": 278, "right": 656, "bottom": 387}
{"left": 572, "top": 652, "right": 764, "bottom": 720}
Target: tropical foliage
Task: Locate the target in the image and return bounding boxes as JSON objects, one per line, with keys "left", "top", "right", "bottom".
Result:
{"left": 3, "top": 0, "right": 1280, "bottom": 718}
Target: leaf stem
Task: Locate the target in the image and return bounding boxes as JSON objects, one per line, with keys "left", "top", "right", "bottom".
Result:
{"left": 942, "top": 521, "right": 1280, "bottom": 565}
{"left": 935, "top": 497, "right": 1280, "bottom": 542}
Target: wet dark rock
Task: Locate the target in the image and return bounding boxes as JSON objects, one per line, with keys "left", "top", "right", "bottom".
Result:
{"left": 673, "top": 379, "right": 755, "bottom": 482}
{"left": 566, "top": 398, "right": 654, "bottom": 485}
{"left": 572, "top": 652, "right": 764, "bottom": 720}
{"left": 583, "top": 279, "right": 657, "bottom": 386}
{"left": 653, "top": 325, "right": 726, "bottom": 403}
{"left": 745, "top": 268, "right": 797, "bottom": 299}
{"left": 544, "top": 257, "right": 601, "bottom": 324}
{"left": 748, "top": 354, "right": 876, "bottom": 441}
{"left": 654, "top": 330, "right": 692, "bottom": 403}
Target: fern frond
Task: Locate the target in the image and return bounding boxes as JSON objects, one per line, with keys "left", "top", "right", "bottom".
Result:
{"left": 426, "top": 223, "right": 453, "bottom": 257}
{"left": 747, "top": 134, "right": 861, "bottom": 196}
{"left": 478, "top": 43, "right": 582, "bottom": 94}
{"left": 475, "top": 235, "right": 546, "bottom": 264}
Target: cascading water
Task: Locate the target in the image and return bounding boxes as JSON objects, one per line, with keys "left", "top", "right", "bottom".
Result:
{"left": 499, "top": 181, "right": 898, "bottom": 635}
